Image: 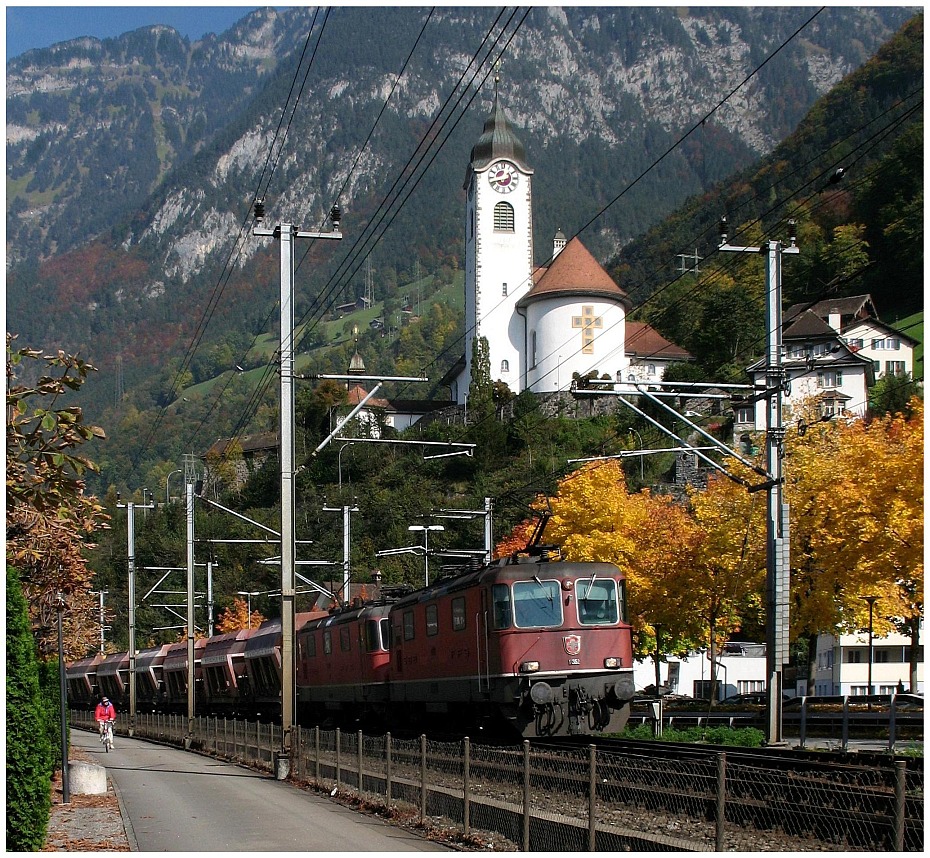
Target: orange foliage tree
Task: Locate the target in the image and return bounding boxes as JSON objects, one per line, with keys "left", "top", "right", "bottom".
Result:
{"left": 215, "top": 597, "right": 265, "bottom": 633}
{"left": 786, "top": 396, "right": 923, "bottom": 690}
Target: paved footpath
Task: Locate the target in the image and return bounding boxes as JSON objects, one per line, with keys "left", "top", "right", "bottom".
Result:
{"left": 68, "top": 729, "right": 450, "bottom": 852}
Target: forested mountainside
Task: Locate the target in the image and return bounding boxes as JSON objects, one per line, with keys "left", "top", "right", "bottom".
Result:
{"left": 5, "top": 6, "right": 920, "bottom": 495}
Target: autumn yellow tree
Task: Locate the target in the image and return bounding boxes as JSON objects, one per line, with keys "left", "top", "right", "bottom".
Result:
{"left": 215, "top": 596, "right": 265, "bottom": 633}
{"left": 786, "top": 396, "right": 923, "bottom": 690}
{"left": 685, "top": 470, "right": 766, "bottom": 702}
{"left": 542, "top": 460, "right": 703, "bottom": 660}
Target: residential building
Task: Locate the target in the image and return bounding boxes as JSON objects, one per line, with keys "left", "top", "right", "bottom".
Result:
{"left": 810, "top": 624, "right": 924, "bottom": 696}
{"left": 739, "top": 294, "right": 916, "bottom": 434}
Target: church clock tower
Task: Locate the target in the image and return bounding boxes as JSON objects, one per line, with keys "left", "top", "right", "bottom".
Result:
{"left": 459, "top": 88, "right": 534, "bottom": 403}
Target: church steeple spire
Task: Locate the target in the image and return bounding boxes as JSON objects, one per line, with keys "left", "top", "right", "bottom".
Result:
{"left": 469, "top": 82, "right": 528, "bottom": 171}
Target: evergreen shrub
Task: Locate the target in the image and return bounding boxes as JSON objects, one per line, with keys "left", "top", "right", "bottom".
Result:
{"left": 5, "top": 565, "right": 53, "bottom": 851}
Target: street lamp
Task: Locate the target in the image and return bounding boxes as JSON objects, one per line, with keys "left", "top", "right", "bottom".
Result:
{"left": 166, "top": 469, "right": 182, "bottom": 505}
{"left": 627, "top": 427, "right": 643, "bottom": 481}
{"left": 237, "top": 590, "right": 261, "bottom": 628}
{"left": 861, "top": 595, "right": 880, "bottom": 702}
{"left": 338, "top": 441, "right": 355, "bottom": 490}
{"left": 408, "top": 525, "right": 444, "bottom": 586}
{"left": 55, "top": 591, "right": 70, "bottom": 804}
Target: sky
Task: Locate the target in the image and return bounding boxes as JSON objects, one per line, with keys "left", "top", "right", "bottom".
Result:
{"left": 4, "top": 4, "right": 262, "bottom": 61}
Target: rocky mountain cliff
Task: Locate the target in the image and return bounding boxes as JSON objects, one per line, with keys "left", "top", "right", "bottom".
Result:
{"left": 6, "top": 6, "right": 915, "bottom": 429}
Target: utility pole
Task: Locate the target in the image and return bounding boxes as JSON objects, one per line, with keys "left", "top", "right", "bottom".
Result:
{"left": 719, "top": 216, "right": 798, "bottom": 745}
{"left": 322, "top": 500, "right": 360, "bottom": 603}
{"left": 253, "top": 202, "right": 342, "bottom": 776}
{"left": 116, "top": 493, "right": 154, "bottom": 736}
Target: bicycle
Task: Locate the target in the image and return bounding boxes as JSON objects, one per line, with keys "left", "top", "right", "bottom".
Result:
{"left": 99, "top": 719, "right": 115, "bottom": 752}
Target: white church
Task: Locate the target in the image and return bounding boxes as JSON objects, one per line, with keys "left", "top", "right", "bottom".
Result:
{"left": 449, "top": 89, "right": 691, "bottom": 404}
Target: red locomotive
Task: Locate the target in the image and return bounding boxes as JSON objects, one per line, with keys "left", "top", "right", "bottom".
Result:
{"left": 384, "top": 555, "right": 634, "bottom": 736}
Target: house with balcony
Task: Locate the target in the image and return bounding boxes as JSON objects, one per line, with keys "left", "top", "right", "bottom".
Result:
{"left": 810, "top": 624, "right": 924, "bottom": 696}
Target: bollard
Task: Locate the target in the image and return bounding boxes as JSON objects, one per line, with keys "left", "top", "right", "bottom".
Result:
{"left": 69, "top": 761, "right": 107, "bottom": 795}
{"left": 522, "top": 740, "right": 531, "bottom": 851}
{"left": 336, "top": 728, "right": 342, "bottom": 791}
{"left": 358, "top": 729, "right": 364, "bottom": 794}
{"left": 314, "top": 725, "right": 321, "bottom": 785}
{"left": 893, "top": 759, "right": 906, "bottom": 851}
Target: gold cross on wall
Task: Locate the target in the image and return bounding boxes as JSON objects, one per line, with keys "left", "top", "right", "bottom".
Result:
{"left": 572, "top": 305, "right": 603, "bottom": 354}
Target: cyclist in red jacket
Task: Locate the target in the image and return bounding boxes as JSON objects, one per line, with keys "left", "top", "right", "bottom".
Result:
{"left": 94, "top": 696, "right": 116, "bottom": 738}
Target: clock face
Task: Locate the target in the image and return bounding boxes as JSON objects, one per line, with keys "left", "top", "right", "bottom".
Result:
{"left": 488, "top": 161, "right": 519, "bottom": 193}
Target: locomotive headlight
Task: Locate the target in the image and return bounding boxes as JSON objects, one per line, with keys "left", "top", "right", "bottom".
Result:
{"left": 604, "top": 657, "right": 622, "bottom": 669}
{"left": 519, "top": 661, "right": 540, "bottom": 673}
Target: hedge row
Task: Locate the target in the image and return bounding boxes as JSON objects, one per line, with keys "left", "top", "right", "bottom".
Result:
{"left": 6, "top": 566, "right": 57, "bottom": 851}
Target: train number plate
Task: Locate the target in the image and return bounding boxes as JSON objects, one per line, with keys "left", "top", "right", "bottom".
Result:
{"left": 569, "top": 658, "right": 581, "bottom": 665}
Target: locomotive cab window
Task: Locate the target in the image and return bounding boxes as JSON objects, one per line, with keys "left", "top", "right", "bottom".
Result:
{"left": 365, "top": 619, "right": 387, "bottom": 652}
{"left": 512, "top": 579, "right": 562, "bottom": 628}
{"left": 340, "top": 626, "right": 351, "bottom": 652}
{"left": 492, "top": 584, "right": 512, "bottom": 629}
{"left": 576, "top": 578, "right": 620, "bottom": 625}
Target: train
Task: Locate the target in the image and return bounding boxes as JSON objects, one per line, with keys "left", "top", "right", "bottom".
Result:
{"left": 66, "top": 552, "right": 635, "bottom": 738}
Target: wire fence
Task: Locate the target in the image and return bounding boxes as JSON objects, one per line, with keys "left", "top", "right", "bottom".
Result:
{"left": 71, "top": 711, "right": 923, "bottom": 852}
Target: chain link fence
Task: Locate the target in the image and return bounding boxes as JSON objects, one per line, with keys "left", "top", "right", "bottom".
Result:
{"left": 71, "top": 710, "right": 922, "bottom": 851}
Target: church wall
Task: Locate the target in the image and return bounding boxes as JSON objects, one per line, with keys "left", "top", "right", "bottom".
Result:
{"left": 526, "top": 297, "right": 627, "bottom": 393}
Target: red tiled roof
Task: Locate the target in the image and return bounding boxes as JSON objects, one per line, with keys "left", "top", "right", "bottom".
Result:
{"left": 519, "top": 238, "right": 629, "bottom": 307}
{"left": 626, "top": 321, "right": 693, "bottom": 360}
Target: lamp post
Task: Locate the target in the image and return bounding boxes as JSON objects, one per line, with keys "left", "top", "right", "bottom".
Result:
{"left": 237, "top": 590, "right": 261, "bottom": 628}
{"left": 862, "top": 595, "right": 879, "bottom": 703}
{"left": 627, "top": 427, "right": 644, "bottom": 481}
{"left": 55, "top": 591, "right": 70, "bottom": 804}
{"left": 338, "top": 441, "right": 355, "bottom": 490}
{"left": 166, "top": 469, "right": 182, "bottom": 505}
{"left": 408, "top": 525, "right": 444, "bottom": 586}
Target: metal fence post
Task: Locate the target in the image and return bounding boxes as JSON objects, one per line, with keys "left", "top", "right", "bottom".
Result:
{"left": 386, "top": 732, "right": 392, "bottom": 806}
{"left": 314, "top": 725, "right": 320, "bottom": 784}
{"left": 893, "top": 759, "right": 906, "bottom": 851}
{"left": 715, "top": 752, "right": 727, "bottom": 851}
{"left": 358, "top": 729, "right": 364, "bottom": 794}
{"left": 463, "top": 737, "right": 470, "bottom": 838}
{"left": 841, "top": 696, "right": 849, "bottom": 751}
{"left": 888, "top": 693, "right": 897, "bottom": 751}
{"left": 799, "top": 696, "right": 807, "bottom": 748}
{"left": 336, "top": 727, "right": 341, "bottom": 791}
{"left": 420, "top": 734, "right": 427, "bottom": 823}
{"left": 522, "top": 740, "right": 531, "bottom": 852}
{"left": 588, "top": 745, "right": 596, "bottom": 851}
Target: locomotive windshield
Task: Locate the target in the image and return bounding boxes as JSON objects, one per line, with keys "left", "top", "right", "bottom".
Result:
{"left": 576, "top": 578, "right": 620, "bottom": 625}
{"left": 511, "top": 579, "right": 562, "bottom": 628}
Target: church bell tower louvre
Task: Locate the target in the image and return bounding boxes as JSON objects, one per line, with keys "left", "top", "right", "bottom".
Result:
{"left": 459, "top": 83, "right": 535, "bottom": 404}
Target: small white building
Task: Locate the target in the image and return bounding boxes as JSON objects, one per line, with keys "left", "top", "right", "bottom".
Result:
{"left": 634, "top": 642, "right": 768, "bottom": 701}
{"left": 810, "top": 624, "right": 924, "bottom": 696}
